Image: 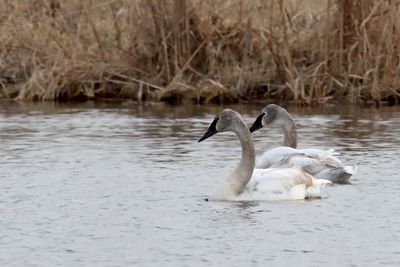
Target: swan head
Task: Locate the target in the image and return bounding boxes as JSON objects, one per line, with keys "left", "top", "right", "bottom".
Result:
{"left": 249, "top": 104, "right": 286, "bottom": 133}
{"left": 198, "top": 109, "right": 244, "bottom": 142}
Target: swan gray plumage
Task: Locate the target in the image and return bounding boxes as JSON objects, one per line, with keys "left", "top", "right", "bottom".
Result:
{"left": 249, "top": 104, "right": 357, "bottom": 183}
{"left": 198, "top": 109, "right": 331, "bottom": 201}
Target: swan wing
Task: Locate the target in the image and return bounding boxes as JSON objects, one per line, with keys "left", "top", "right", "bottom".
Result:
{"left": 255, "top": 147, "right": 299, "bottom": 168}
{"left": 279, "top": 153, "right": 356, "bottom": 183}
{"left": 256, "top": 147, "right": 356, "bottom": 183}
{"left": 240, "top": 168, "right": 315, "bottom": 200}
{"left": 299, "top": 148, "right": 340, "bottom": 157}
{"left": 313, "top": 165, "right": 358, "bottom": 184}
{"left": 306, "top": 178, "right": 332, "bottom": 198}
{"left": 255, "top": 147, "right": 341, "bottom": 169}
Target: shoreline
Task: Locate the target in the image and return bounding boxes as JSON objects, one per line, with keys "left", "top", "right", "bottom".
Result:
{"left": 1, "top": 1, "right": 400, "bottom": 105}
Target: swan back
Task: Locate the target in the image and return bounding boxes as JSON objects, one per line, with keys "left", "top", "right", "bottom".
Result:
{"left": 256, "top": 146, "right": 356, "bottom": 183}
{"left": 237, "top": 167, "right": 330, "bottom": 201}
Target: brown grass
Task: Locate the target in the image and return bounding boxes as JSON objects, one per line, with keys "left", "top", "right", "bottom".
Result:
{"left": 1, "top": 0, "right": 400, "bottom": 105}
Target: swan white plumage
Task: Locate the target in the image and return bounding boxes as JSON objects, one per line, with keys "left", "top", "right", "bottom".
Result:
{"left": 198, "top": 109, "right": 331, "bottom": 201}
{"left": 249, "top": 104, "right": 357, "bottom": 183}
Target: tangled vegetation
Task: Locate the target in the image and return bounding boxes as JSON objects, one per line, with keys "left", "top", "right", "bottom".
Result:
{"left": 0, "top": 0, "right": 399, "bottom": 105}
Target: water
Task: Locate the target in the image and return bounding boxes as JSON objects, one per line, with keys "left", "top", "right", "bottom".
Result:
{"left": 1, "top": 100, "right": 399, "bottom": 266}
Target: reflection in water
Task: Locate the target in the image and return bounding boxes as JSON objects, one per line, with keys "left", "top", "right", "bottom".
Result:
{"left": 0, "top": 100, "right": 400, "bottom": 266}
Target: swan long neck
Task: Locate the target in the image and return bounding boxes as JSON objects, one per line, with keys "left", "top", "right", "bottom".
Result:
{"left": 226, "top": 120, "right": 255, "bottom": 196}
{"left": 281, "top": 111, "right": 298, "bottom": 148}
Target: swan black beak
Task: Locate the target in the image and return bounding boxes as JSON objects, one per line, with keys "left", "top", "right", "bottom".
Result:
{"left": 249, "top": 113, "right": 265, "bottom": 133}
{"left": 198, "top": 118, "right": 219, "bottom": 142}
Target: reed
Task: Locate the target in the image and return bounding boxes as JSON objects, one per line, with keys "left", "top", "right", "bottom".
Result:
{"left": 0, "top": 0, "right": 399, "bottom": 105}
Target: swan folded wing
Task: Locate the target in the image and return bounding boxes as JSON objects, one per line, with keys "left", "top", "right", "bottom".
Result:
{"left": 298, "top": 148, "right": 340, "bottom": 157}
{"left": 269, "top": 152, "right": 332, "bottom": 173}
{"left": 255, "top": 146, "right": 356, "bottom": 184}
{"left": 245, "top": 168, "right": 314, "bottom": 200}
{"left": 273, "top": 152, "right": 356, "bottom": 183}
{"left": 313, "top": 165, "right": 357, "bottom": 184}
{"left": 295, "top": 148, "right": 344, "bottom": 169}
{"left": 290, "top": 150, "right": 358, "bottom": 182}
{"left": 271, "top": 148, "right": 345, "bottom": 171}
{"left": 247, "top": 168, "right": 332, "bottom": 200}
{"left": 255, "top": 147, "right": 342, "bottom": 170}
{"left": 255, "top": 146, "right": 299, "bottom": 168}
{"left": 306, "top": 178, "right": 332, "bottom": 198}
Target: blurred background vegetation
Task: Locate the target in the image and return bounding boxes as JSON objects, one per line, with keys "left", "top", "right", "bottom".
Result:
{"left": 0, "top": 0, "right": 399, "bottom": 105}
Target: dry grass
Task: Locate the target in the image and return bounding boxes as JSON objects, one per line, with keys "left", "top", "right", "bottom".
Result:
{"left": 0, "top": 0, "right": 400, "bottom": 105}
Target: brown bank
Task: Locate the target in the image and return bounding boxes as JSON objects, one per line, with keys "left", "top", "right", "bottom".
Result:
{"left": 1, "top": 0, "right": 399, "bottom": 106}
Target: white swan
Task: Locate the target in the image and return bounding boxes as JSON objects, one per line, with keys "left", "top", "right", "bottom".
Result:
{"left": 198, "top": 109, "right": 331, "bottom": 201}
{"left": 249, "top": 104, "right": 357, "bottom": 183}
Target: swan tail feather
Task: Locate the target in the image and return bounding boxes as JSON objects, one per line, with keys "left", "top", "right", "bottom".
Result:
{"left": 343, "top": 165, "right": 358, "bottom": 175}
{"left": 313, "top": 165, "right": 357, "bottom": 184}
{"left": 312, "top": 178, "right": 333, "bottom": 187}
{"left": 306, "top": 178, "right": 332, "bottom": 198}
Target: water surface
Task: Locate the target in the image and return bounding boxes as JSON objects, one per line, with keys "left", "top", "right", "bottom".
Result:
{"left": 1, "top": 101, "right": 399, "bottom": 266}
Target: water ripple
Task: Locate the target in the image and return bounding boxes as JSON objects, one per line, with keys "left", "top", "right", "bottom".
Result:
{"left": 0, "top": 102, "right": 399, "bottom": 266}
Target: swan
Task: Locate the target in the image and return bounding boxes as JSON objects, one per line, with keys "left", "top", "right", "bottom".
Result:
{"left": 249, "top": 104, "right": 357, "bottom": 183}
{"left": 198, "top": 109, "right": 331, "bottom": 201}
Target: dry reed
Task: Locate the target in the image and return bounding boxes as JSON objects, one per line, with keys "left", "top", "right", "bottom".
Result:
{"left": 0, "top": 0, "right": 399, "bottom": 105}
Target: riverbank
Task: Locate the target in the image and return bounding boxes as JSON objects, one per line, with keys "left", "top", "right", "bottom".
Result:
{"left": 1, "top": 0, "right": 399, "bottom": 105}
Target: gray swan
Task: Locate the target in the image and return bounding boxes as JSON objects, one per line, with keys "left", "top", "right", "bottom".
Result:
{"left": 250, "top": 104, "right": 357, "bottom": 184}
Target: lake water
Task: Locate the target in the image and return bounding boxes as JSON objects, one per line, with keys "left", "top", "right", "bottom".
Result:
{"left": 1, "top": 100, "right": 399, "bottom": 266}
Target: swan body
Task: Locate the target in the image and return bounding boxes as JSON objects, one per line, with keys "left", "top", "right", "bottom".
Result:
{"left": 209, "top": 167, "right": 331, "bottom": 202}
{"left": 255, "top": 147, "right": 357, "bottom": 183}
{"left": 198, "top": 109, "right": 331, "bottom": 202}
{"left": 236, "top": 168, "right": 331, "bottom": 201}
{"left": 250, "top": 104, "right": 357, "bottom": 183}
